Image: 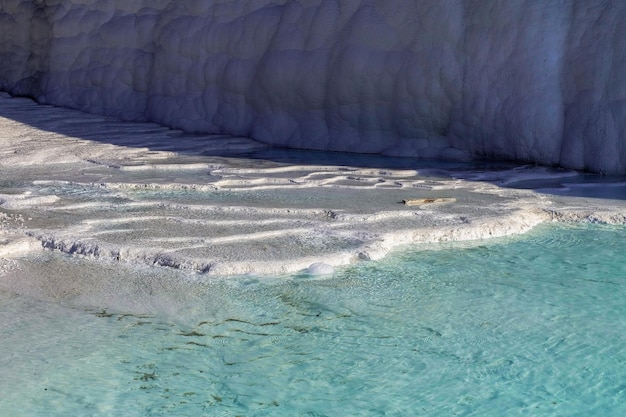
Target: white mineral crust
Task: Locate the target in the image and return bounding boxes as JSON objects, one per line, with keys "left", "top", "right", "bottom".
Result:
{"left": 1, "top": 94, "right": 625, "bottom": 279}
{"left": 1, "top": 1, "right": 625, "bottom": 173}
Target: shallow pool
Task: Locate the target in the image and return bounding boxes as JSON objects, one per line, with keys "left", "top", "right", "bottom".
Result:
{"left": 1, "top": 222, "right": 625, "bottom": 416}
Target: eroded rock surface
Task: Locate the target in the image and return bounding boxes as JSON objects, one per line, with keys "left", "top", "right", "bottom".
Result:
{"left": 1, "top": 1, "right": 625, "bottom": 172}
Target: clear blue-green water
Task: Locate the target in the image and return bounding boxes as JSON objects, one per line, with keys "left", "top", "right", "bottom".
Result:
{"left": 1, "top": 223, "right": 626, "bottom": 416}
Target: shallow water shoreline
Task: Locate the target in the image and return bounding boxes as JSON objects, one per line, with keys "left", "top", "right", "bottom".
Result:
{"left": 1, "top": 94, "right": 626, "bottom": 280}
{"left": 2, "top": 222, "right": 626, "bottom": 416}
{"left": 2, "top": 96, "right": 626, "bottom": 416}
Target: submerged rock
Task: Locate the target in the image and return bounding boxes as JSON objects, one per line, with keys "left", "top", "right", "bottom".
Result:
{"left": 305, "top": 262, "right": 335, "bottom": 276}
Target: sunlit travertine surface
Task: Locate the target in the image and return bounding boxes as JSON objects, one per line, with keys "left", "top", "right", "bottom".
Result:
{"left": 2, "top": 94, "right": 626, "bottom": 279}
{"left": 1, "top": 1, "right": 625, "bottom": 173}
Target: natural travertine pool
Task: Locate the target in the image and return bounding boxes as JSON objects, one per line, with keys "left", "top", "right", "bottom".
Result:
{"left": 2, "top": 94, "right": 626, "bottom": 416}
{"left": 1, "top": 223, "right": 626, "bottom": 416}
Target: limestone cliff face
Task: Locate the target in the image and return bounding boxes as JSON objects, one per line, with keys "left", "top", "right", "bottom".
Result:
{"left": 1, "top": 1, "right": 625, "bottom": 173}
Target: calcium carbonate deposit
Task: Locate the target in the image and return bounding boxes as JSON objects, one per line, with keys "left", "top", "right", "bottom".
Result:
{"left": 3, "top": 5, "right": 626, "bottom": 416}
{"left": 1, "top": 1, "right": 625, "bottom": 173}
{"left": 1, "top": 93, "right": 626, "bottom": 279}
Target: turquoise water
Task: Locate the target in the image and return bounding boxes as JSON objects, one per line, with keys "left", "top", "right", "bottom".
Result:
{"left": 1, "top": 223, "right": 626, "bottom": 416}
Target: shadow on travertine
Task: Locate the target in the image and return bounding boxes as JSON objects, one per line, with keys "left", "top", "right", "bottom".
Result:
{"left": 2, "top": 92, "right": 626, "bottom": 201}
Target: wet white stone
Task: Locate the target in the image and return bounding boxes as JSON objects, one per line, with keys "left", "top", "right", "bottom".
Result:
{"left": 1, "top": 94, "right": 626, "bottom": 278}
{"left": 305, "top": 262, "right": 335, "bottom": 276}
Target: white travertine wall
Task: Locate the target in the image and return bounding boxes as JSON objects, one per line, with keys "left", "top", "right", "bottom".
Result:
{"left": 1, "top": 1, "right": 625, "bottom": 173}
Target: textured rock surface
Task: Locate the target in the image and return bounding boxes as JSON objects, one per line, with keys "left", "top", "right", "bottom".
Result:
{"left": 1, "top": 1, "right": 625, "bottom": 173}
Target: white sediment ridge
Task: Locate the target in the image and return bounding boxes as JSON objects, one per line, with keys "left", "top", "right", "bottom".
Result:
{"left": 1, "top": 94, "right": 626, "bottom": 282}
